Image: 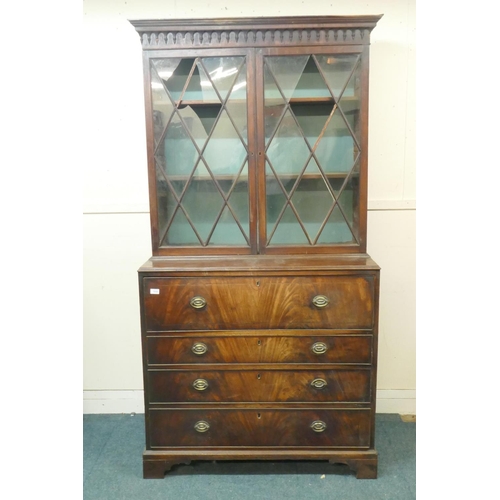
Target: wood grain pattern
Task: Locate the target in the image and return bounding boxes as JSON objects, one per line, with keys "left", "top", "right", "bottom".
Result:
{"left": 148, "top": 369, "right": 371, "bottom": 403}
{"left": 143, "top": 276, "right": 374, "bottom": 330}
{"left": 147, "top": 334, "right": 372, "bottom": 364}
{"left": 149, "top": 408, "right": 371, "bottom": 448}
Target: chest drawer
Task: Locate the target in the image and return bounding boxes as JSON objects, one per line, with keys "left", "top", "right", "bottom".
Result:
{"left": 148, "top": 369, "right": 370, "bottom": 403}
{"left": 147, "top": 333, "right": 372, "bottom": 365}
{"left": 142, "top": 276, "right": 374, "bottom": 331}
{"left": 149, "top": 408, "right": 371, "bottom": 448}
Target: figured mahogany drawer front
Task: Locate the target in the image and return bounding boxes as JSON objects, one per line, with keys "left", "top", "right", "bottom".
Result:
{"left": 148, "top": 369, "right": 370, "bottom": 403}
{"left": 147, "top": 334, "right": 372, "bottom": 365}
{"left": 143, "top": 276, "right": 374, "bottom": 331}
{"left": 149, "top": 409, "right": 371, "bottom": 448}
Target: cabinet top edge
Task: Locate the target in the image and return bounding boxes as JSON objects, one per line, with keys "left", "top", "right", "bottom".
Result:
{"left": 129, "top": 15, "right": 383, "bottom": 34}
{"left": 130, "top": 15, "right": 382, "bottom": 49}
{"left": 138, "top": 254, "right": 380, "bottom": 273}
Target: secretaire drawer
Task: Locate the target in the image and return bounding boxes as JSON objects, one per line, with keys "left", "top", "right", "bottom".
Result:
{"left": 142, "top": 276, "right": 375, "bottom": 331}
{"left": 147, "top": 333, "right": 372, "bottom": 365}
{"left": 149, "top": 408, "right": 371, "bottom": 448}
{"left": 148, "top": 368, "right": 371, "bottom": 403}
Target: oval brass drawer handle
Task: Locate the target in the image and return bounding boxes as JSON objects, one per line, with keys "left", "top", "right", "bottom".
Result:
{"left": 190, "top": 296, "right": 207, "bottom": 309}
{"left": 310, "top": 378, "right": 328, "bottom": 389}
{"left": 310, "top": 420, "right": 327, "bottom": 433}
{"left": 312, "top": 295, "right": 329, "bottom": 308}
{"left": 192, "top": 342, "right": 208, "bottom": 355}
{"left": 311, "top": 342, "right": 328, "bottom": 355}
{"left": 194, "top": 420, "right": 210, "bottom": 433}
{"left": 192, "top": 378, "right": 209, "bottom": 391}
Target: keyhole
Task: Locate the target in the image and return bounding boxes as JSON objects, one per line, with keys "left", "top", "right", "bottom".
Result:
{"left": 257, "top": 374, "right": 261, "bottom": 380}
{"left": 257, "top": 413, "right": 261, "bottom": 419}
{"left": 257, "top": 340, "right": 261, "bottom": 346}
{"left": 256, "top": 280, "right": 260, "bottom": 287}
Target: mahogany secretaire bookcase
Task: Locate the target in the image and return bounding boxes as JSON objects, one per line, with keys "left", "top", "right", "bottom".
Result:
{"left": 130, "top": 15, "right": 382, "bottom": 479}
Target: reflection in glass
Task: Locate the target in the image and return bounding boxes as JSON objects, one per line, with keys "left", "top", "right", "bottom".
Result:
{"left": 201, "top": 57, "right": 244, "bottom": 102}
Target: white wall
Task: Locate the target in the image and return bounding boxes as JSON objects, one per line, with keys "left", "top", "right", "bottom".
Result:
{"left": 83, "top": 0, "right": 415, "bottom": 414}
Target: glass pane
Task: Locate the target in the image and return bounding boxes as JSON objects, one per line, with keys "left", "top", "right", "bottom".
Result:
{"left": 264, "top": 63, "right": 287, "bottom": 145}
{"left": 318, "top": 160, "right": 360, "bottom": 244}
{"left": 291, "top": 102, "right": 333, "bottom": 150}
{"left": 269, "top": 205, "right": 309, "bottom": 245}
{"left": 335, "top": 159, "right": 360, "bottom": 241}
{"left": 314, "top": 110, "right": 356, "bottom": 174}
{"left": 265, "top": 56, "right": 309, "bottom": 101}
{"left": 151, "top": 58, "right": 183, "bottom": 101}
{"left": 164, "top": 209, "right": 201, "bottom": 246}
{"left": 156, "top": 112, "right": 199, "bottom": 197}
{"left": 316, "top": 204, "right": 354, "bottom": 244}
{"left": 203, "top": 109, "right": 247, "bottom": 177}
{"left": 226, "top": 163, "right": 249, "bottom": 238}
{"left": 209, "top": 206, "right": 247, "bottom": 245}
{"left": 153, "top": 58, "right": 202, "bottom": 102}
{"left": 290, "top": 159, "right": 334, "bottom": 242}
{"left": 201, "top": 57, "right": 244, "bottom": 102}
{"left": 155, "top": 164, "right": 177, "bottom": 244}
{"left": 266, "top": 162, "right": 288, "bottom": 242}
{"left": 339, "top": 59, "right": 362, "bottom": 143}
{"left": 315, "top": 54, "right": 359, "bottom": 99}
{"left": 179, "top": 167, "right": 225, "bottom": 244}
{"left": 225, "top": 61, "right": 248, "bottom": 143}
{"left": 150, "top": 64, "right": 176, "bottom": 146}
{"left": 267, "top": 109, "right": 310, "bottom": 176}
{"left": 291, "top": 57, "right": 331, "bottom": 99}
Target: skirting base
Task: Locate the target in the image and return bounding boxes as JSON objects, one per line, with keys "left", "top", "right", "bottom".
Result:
{"left": 143, "top": 449, "right": 378, "bottom": 479}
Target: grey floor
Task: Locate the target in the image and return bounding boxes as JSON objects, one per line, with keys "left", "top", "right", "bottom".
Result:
{"left": 83, "top": 413, "right": 415, "bottom": 500}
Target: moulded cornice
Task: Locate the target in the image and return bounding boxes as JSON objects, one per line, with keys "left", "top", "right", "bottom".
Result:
{"left": 129, "top": 15, "right": 383, "bottom": 49}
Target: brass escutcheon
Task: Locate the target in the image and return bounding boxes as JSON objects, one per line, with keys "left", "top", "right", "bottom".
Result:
{"left": 194, "top": 421, "right": 210, "bottom": 433}
{"left": 192, "top": 379, "right": 209, "bottom": 391}
{"left": 310, "top": 420, "right": 327, "bottom": 433}
{"left": 312, "top": 295, "right": 329, "bottom": 308}
{"left": 192, "top": 342, "right": 208, "bottom": 355}
{"left": 190, "top": 296, "right": 207, "bottom": 309}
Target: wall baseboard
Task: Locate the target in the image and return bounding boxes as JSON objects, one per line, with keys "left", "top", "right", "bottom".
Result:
{"left": 84, "top": 390, "right": 145, "bottom": 414}
{"left": 376, "top": 390, "right": 416, "bottom": 414}
{"left": 83, "top": 390, "right": 416, "bottom": 415}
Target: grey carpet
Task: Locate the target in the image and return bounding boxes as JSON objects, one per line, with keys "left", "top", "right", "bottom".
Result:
{"left": 83, "top": 413, "right": 415, "bottom": 500}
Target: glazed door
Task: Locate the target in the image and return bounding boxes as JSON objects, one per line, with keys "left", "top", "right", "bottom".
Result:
{"left": 257, "top": 46, "right": 368, "bottom": 254}
{"left": 147, "top": 49, "right": 257, "bottom": 254}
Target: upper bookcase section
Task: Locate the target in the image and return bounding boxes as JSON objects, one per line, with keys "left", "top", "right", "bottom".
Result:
{"left": 129, "top": 16, "right": 383, "bottom": 50}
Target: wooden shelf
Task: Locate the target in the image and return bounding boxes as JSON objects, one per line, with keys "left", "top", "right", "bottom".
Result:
{"left": 172, "top": 96, "right": 359, "bottom": 108}
{"left": 163, "top": 172, "right": 357, "bottom": 182}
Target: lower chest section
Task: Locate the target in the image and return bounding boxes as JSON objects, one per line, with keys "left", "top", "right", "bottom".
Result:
{"left": 140, "top": 271, "right": 379, "bottom": 450}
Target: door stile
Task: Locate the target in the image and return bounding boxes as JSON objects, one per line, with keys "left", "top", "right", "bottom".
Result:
{"left": 245, "top": 48, "right": 259, "bottom": 254}
{"left": 142, "top": 51, "right": 161, "bottom": 254}
{"left": 255, "top": 49, "right": 267, "bottom": 254}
